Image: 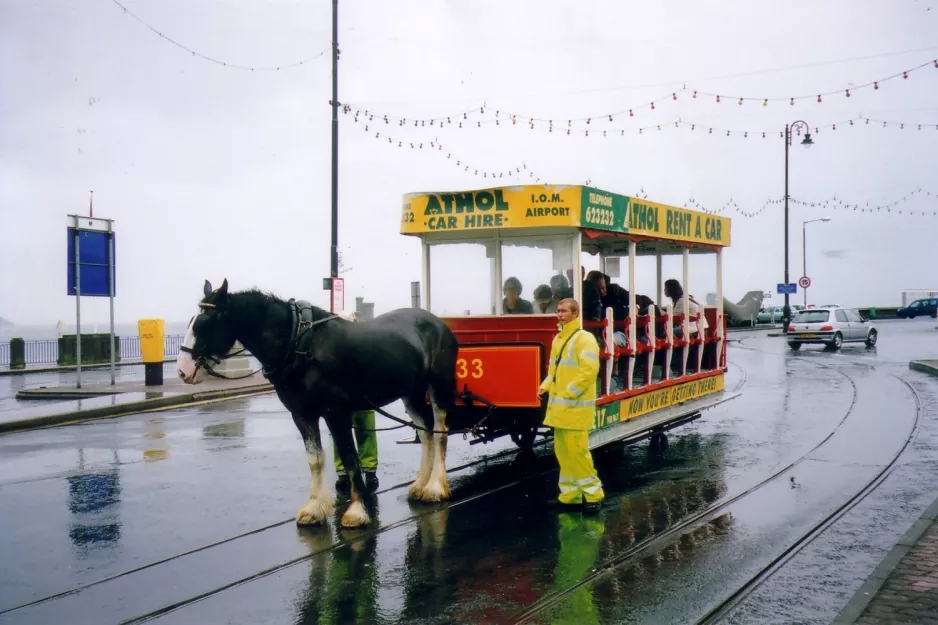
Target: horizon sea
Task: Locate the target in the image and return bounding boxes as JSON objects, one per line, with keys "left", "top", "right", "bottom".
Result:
{"left": 0, "top": 321, "right": 190, "bottom": 342}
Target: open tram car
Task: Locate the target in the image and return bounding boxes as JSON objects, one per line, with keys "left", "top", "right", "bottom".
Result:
{"left": 400, "top": 183, "right": 740, "bottom": 451}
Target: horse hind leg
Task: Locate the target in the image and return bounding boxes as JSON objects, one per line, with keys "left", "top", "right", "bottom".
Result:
{"left": 421, "top": 385, "right": 451, "bottom": 502}
{"left": 403, "top": 395, "right": 433, "bottom": 501}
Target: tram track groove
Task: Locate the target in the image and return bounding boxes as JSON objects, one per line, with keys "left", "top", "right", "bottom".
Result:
{"left": 509, "top": 351, "right": 860, "bottom": 624}
{"left": 0, "top": 439, "right": 549, "bottom": 618}
{"left": 692, "top": 373, "right": 924, "bottom": 625}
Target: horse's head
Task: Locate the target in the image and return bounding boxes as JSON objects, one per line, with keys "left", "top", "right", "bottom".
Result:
{"left": 177, "top": 278, "right": 238, "bottom": 384}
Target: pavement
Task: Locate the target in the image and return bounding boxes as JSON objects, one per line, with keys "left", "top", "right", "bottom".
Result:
{"left": 0, "top": 360, "right": 273, "bottom": 435}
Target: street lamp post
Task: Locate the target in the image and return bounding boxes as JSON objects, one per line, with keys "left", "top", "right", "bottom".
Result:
{"left": 783, "top": 121, "right": 814, "bottom": 332}
{"left": 802, "top": 217, "right": 831, "bottom": 307}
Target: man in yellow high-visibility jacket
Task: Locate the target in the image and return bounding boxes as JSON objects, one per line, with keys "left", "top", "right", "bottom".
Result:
{"left": 538, "top": 297, "right": 605, "bottom": 513}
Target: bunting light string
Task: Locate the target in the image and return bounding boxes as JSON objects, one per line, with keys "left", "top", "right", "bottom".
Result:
{"left": 352, "top": 117, "right": 541, "bottom": 182}
{"left": 343, "top": 104, "right": 938, "bottom": 140}
{"left": 340, "top": 57, "right": 938, "bottom": 132}
{"left": 687, "top": 197, "right": 785, "bottom": 218}
{"left": 340, "top": 103, "right": 487, "bottom": 127}
{"left": 109, "top": 0, "right": 328, "bottom": 70}
{"left": 790, "top": 187, "right": 938, "bottom": 216}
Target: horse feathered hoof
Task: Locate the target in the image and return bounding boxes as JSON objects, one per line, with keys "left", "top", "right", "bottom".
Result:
{"left": 340, "top": 500, "right": 372, "bottom": 527}
{"left": 296, "top": 496, "right": 334, "bottom": 526}
{"left": 408, "top": 479, "right": 450, "bottom": 502}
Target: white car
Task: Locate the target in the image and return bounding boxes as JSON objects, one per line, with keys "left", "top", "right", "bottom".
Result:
{"left": 787, "top": 306, "right": 877, "bottom": 350}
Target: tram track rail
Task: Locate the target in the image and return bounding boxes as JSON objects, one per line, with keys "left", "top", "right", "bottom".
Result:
{"left": 510, "top": 347, "right": 861, "bottom": 624}
{"left": 692, "top": 373, "right": 924, "bottom": 625}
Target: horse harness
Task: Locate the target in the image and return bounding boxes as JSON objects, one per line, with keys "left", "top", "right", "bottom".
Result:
{"left": 261, "top": 299, "right": 339, "bottom": 383}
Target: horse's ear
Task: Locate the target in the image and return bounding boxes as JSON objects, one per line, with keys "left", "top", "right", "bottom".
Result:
{"left": 218, "top": 279, "right": 229, "bottom": 297}
{"left": 203, "top": 280, "right": 213, "bottom": 298}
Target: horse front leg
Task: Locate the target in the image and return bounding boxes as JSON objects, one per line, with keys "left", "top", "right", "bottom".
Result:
{"left": 292, "top": 414, "right": 334, "bottom": 526}
{"left": 403, "top": 396, "right": 433, "bottom": 501}
{"left": 325, "top": 414, "right": 372, "bottom": 528}
{"left": 422, "top": 387, "right": 451, "bottom": 502}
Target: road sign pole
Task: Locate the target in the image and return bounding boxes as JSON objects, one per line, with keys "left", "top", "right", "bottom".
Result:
{"left": 73, "top": 219, "right": 82, "bottom": 389}
{"left": 108, "top": 219, "right": 116, "bottom": 386}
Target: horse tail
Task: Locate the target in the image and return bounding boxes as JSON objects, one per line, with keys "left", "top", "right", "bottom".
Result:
{"left": 427, "top": 320, "right": 459, "bottom": 414}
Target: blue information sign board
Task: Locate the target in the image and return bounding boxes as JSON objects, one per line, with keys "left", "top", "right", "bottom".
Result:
{"left": 776, "top": 283, "right": 797, "bottom": 295}
{"left": 67, "top": 228, "right": 116, "bottom": 297}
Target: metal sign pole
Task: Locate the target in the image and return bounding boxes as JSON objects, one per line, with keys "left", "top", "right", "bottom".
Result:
{"left": 73, "top": 218, "right": 82, "bottom": 389}
{"left": 107, "top": 219, "right": 116, "bottom": 386}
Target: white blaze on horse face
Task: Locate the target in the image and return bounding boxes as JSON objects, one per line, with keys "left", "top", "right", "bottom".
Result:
{"left": 176, "top": 315, "right": 207, "bottom": 384}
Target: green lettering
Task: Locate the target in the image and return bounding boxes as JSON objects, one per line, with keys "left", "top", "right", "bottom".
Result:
{"left": 476, "top": 191, "right": 494, "bottom": 211}
{"left": 425, "top": 195, "right": 442, "bottom": 215}
{"left": 695, "top": 216, "right": 702, "bottom": 239}
{"left": 494, "top": 189, "right": 509, "bottom": 211}
{"left": 441, "top": 194, "right": 455, "bottom": 214}
{"left": 455, "top": 192, "right": 474, "bottom": 213}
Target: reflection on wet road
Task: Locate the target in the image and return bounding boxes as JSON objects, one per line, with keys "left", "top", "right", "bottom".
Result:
{"left": 0, "top": 319, "right": 936, "bottom": 624}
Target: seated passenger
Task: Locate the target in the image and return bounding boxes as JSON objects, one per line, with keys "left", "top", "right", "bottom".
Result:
{"left": 664, "top": 279, "right": 709, "bottom": 337}
{"left": 533, "top": 284, "right": 556, "bottom": 313}
{"left": 549, "top": 274, "right": 574, "bottom": 303}
{"left": 582, "top": 271, "right": 606, "bottom": 322}
{"left": 502, "top": 277, "right": 534, "bottom": 314}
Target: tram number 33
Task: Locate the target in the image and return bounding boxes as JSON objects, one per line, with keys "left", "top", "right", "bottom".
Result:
{"left": 585, "top": 206, "right": 615, "bottom": 226}
{"left": 456, "top": 358, "right": 484, "bottom": 379}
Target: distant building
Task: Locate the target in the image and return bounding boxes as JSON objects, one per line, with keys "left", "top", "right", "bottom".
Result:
{"left": 355, "top": 296, "right": 375, "bottom": 321}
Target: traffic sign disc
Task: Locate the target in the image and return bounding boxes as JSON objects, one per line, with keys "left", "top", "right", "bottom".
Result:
{"left": 798, "top": 276, "right": 811, "bottom": 288}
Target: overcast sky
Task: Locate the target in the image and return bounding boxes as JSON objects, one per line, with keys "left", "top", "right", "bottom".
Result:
{"left": 2, "top": 0, "right": 937, "bottom": 326}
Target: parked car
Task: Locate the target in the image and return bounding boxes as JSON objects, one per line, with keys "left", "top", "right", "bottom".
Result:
{"left": 757, "top": 305, "right": 804, "bottom": 324}
{"left": 787, "top": 306, "right": 877, "bottom": 350}
{"left": 897, "top": 298, "right": 938, "bottom": 319}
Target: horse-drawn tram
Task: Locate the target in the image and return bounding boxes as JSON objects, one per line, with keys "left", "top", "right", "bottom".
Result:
{"left": 401, "top": 183, "right": 740, "bottom": 452}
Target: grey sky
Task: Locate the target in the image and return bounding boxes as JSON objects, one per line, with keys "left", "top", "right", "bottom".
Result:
{"left": 1, "top": 0, "right": 937, "bottom": 326}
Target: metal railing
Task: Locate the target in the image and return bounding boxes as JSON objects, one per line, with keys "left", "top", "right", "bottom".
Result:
{"left": 0, "top": 335, "right": 187, "bottom": 368}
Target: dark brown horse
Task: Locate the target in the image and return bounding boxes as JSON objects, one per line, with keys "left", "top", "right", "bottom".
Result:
{"left": 176, "top": 279, "right": 459, "bottom": 527}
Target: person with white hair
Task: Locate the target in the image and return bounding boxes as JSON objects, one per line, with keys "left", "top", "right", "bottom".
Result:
{"left": 334, "top": 310, "right": 380, "bottom": 492}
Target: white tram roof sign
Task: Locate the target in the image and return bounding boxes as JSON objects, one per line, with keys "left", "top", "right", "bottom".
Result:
{"left": 401, "top": 184, "right": 731, "bottom": 248}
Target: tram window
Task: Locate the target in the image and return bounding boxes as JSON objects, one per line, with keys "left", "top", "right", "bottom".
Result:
{"left": 428, "top": 242, "right": 494, "bottom": 316}
{"left": 501, "top": 237, "right": 574, "bottom": 314}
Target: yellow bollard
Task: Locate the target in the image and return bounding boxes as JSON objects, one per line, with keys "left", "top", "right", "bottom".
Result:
{"left": 138, "top": 319, "right": 165, "bottom": 386}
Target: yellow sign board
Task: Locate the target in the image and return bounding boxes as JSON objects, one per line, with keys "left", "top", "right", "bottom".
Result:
{"left": 401, "top": 184, "right": 731, "bottom": 247}
{"left": 401, "top": 185, "right": 581, "bottom": 234}
{"left": 594, "top": 374, "right": 725, "bottom": 430}
{"left": 626, "top": 198, "right": 731, "bottom": 247}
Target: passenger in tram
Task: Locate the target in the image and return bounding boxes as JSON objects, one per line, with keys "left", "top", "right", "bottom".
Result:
{"left": 665, "top": 279, "right": 709, "bottom": 372}
{"left": 582, "top": 271, "right": 605, "bottom": 321}
{"left": 549, "top": 274, "right": 574, "bottom": 302}
{"left": 502, "top": 276, "right": 534, "bottom": 314}
{"left": 533, "top": 284, "right": 557, "bottom": 314}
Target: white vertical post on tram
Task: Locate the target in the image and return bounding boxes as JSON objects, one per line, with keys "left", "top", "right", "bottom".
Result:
{"left": 572, "top": 232, "right": 582, "bottom": 304}
{"left": 421, "top": 240, "right": 431, "bottom": 312}
{"left": 682, "top": 247, "right": 690, "bottom": 377}
{"left": 492, "top": 234, "right": 502, "bottom": 316}
{"left": 627, "top": 241, "right": 637, "bottom": 390}
{"left": 655, "top": 253, "right": 663, "bottom": 308}
{"left": 716, "top": 248, "right": 725, "bottom": 369}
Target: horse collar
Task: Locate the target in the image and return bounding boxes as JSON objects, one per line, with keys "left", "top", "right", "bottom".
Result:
{"left": 262, "top": 299, "right": 338, "bottom": 382}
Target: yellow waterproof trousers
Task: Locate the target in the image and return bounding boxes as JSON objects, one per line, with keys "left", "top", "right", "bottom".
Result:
{"left": 554, "top": 428, "right": 605, "bottom": 504}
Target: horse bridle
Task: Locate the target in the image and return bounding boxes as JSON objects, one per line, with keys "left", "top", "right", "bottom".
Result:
{"left": 179, "top": 302, "right": 253, "bottom": 380}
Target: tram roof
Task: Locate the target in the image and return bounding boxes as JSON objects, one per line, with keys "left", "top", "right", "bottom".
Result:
{"left": 401, "top": 183, "right": 731, "bottom": 248}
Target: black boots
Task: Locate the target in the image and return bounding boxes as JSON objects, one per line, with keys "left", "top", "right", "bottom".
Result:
{"left": 335, "top": 471, "right": 379, "bottom": 493}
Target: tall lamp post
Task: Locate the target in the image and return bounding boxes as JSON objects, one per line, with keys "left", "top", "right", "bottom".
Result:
{"left": 802, "top": 217, "right": 831, "bottom": 307}
{"left": 783, "top": 120, "right": 814, "bottom": 332}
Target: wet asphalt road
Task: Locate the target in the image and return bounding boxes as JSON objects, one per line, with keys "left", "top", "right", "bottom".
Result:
{"left": 0, "top": 319, "right": 936, "bottom": 624}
